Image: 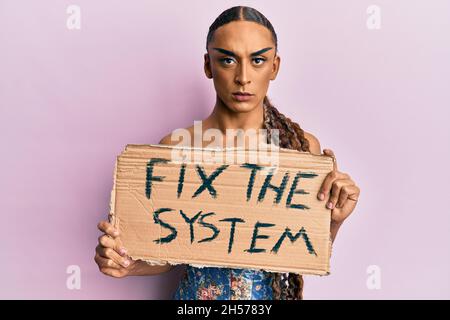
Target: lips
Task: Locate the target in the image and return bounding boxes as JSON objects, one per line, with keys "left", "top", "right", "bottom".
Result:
{"left": 232, "top": 92, "right": 253, "bottom": 96}
{"left": 232, "top": 92, "right": 254, "bottom": 102}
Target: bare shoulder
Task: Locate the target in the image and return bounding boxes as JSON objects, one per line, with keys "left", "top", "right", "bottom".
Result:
{"left": 158, "top": 132, "right": 179, "bottom": 146}
{"left": 304, "top": 131, "right": 322, "bottom": 155}
{"left": 158, "top": 125, "right": 195, "bottom": 146}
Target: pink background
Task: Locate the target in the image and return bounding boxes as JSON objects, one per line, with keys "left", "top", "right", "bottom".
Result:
{"left": 1, "top": 0, "right": 449, "bottom": 299}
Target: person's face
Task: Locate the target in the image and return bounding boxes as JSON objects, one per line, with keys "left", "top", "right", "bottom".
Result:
{"left": 204, "top": 20, "right": 280, "bottom": 113}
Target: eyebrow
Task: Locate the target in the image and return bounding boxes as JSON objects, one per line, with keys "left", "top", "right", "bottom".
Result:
{"left": 212, "top": 47, "right": 273, "bottom": 57}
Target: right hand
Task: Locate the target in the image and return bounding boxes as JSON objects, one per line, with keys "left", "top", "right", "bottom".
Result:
{"left": 94, "top": 220, "right": 136, "bottom": 278}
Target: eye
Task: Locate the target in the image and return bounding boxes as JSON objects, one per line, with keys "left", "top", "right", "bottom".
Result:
{"left": 253, "top": 57, "right": 266, "bottom": 65}
{"left": 220, "top": 57, "right": 236, "bottom": 65}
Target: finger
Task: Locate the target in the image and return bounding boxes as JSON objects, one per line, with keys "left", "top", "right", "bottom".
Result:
{"left": 331, "top": 185, "right": 360, "bottom": 223}
{"left": 336, "top": 184, "right": 360, "bottom": 205}
{"left": 345, "top": 185, "right": 360, "bottom": 202}
{"left": 318, "top": 170, "right": 339, "bottom": 201}
{"left": 100, "top": 267, "right": 127, "bottom": 278}
{"left": 98, "top": 235, "right": 128, "bottom": 256}
{"left": 323, "top": 149, "right": 338, "bottom": 172}
{"left": 327, "top": 179, "right": 347, "bottom": 209}
{"left": 96, "top": 246, "right": 130, "bottom": 268}
{"left": 95, "top": 254, "right": 122, "bottom": 270}
{"left": 336, "top": 185, "right": 351, "bottom": 208}
{"left": 97, "top": 220, "right": 119, "bottom": 238}
{"left": 318, "top": 170, "right": 350, "bottom": 201}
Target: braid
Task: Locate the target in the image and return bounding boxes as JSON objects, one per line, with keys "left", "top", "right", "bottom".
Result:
{"left": 263, "top": 96, "right": 310, "bottom": 152}
{"left": 263, "top": 95, "right": 310, "bottom": 300}
{"left": 271, "top": 273, "right": 282, "bottom": 300}
{"left": 288, "top": 272, "right": 304, "bottom": 300}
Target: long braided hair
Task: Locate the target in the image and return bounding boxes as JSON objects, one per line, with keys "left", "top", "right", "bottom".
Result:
{"left": 207, "top": 6, "right": 311, "bottom": 300}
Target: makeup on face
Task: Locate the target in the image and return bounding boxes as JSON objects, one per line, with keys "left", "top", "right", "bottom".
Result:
{"left": 212, "top": 47, "right": 273, "bottom": 59}
{"left": 212, "top": 47, "right": 273, "bottom": 68}
{"left": 211, "top": 47, "right": 273, "bottom": 103}
{"left": 232, "top": 92, "right": 254, "bottom": 102}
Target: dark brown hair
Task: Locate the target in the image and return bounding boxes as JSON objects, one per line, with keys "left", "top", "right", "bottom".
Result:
{"left": 206, "top": 5, "right": 311, "bottom": 300}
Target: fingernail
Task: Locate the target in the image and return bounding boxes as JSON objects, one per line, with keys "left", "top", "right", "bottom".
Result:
{"left": 318, "top": 193, "right": 324, "bottom": 201}
{"left": 113, "top": 230, "right": 119, "bottom": 237}
{"left": 327, "top": 202, "right": 334, "bottom": 209}
{"left": 123, "top": 260, "right": 130, "bottom": 267}
{"left": 119, "top": 248, "right": 127, "bottom": 256}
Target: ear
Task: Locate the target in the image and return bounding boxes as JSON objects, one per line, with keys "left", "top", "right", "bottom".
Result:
{"left": 204, "top": 53, "right": 213, "bottom": 79}
{"left": 270, "top": 54, "right": 281, "bottom": 81}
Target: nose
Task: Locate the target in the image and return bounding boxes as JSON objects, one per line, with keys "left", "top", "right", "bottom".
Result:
{"left": 235, "top": 61, "right": 251, "bottom": 86}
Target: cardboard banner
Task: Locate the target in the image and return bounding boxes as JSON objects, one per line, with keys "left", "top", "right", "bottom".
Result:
{"left": 110, "top": 144, "right": 334, "bottom": 275}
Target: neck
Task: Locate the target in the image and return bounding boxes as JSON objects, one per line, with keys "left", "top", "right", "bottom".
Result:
{"left": 205, "top": 95, "right": 265, "bottom": 133}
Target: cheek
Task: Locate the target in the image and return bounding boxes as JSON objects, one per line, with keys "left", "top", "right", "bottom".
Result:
{"left": 257, "top": 67, "right": 273, "bottom": 83}
{"left": 253, "top": 72, "right": 271, "bottom": 95}
{"left": 213, "top": 69, "right": 232, "bottom": 85}
{"left": 212, "top": 71, "right": 234, "bottom": 97}
{"left": 210, "top": 61, "right": 231, "bottom": 80}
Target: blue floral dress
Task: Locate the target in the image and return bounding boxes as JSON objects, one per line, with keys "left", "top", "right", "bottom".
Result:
{"left": 173, "top": 265, "right": 274, "bottom": 300}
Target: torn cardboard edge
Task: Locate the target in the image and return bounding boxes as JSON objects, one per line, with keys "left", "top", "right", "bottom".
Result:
{"left": 132, "top": 257, "right": 332, "bottom": 276}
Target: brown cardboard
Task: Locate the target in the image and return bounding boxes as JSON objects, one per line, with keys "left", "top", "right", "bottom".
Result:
{"left": 110, "top": 144, "right": 334, "bottom": 275}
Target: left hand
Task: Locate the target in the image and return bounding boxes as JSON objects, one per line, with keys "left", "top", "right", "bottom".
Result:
{"left": 317, "top": 149, "right": 360, "bottom": 225}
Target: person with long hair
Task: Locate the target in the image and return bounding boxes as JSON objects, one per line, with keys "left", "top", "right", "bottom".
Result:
{"left": 94, "top": 5, "right": 360, "bottom": 300}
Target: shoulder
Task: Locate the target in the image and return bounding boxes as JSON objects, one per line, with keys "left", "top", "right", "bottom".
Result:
{"left": 304, "top": 131, "right": 322, "bottom": 155}
{"left": 158, "top": 132, "right": 178, "bottom": 146}
{"left": 158, "top": 125, "right": 196, "bottom": 146}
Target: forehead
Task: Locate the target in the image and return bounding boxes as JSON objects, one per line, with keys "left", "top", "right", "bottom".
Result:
{"left": 209, "top": 20, "right": 274, "bottom": 55}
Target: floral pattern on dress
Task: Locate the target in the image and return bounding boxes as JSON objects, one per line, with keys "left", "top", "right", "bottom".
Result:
{"left": 173, "top": 265, "right": 273, "bottom": 300}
